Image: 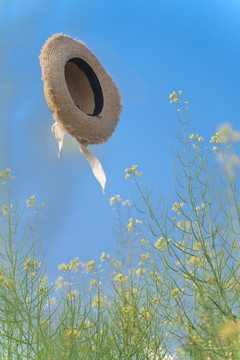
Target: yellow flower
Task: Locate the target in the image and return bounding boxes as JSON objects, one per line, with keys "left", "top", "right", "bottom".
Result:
{"left": 49, "top": 296, "right": 58, "bottom": 305}
{"left": 191, "top": 256, "right": 200, "bottom": 264}
{"left": 141, "top": 253, "right": 149, "bottom": 261}
{"left": 189, "top": 134, "right": 195, "bottom": 140}
{"left": 56, "top": 276, "right": 63, "bottom": 289}
{"left": 155, "top": 237, "right": 165, "bottom": 248}
{"left": 179, "top": 90, "right": 183, "bottom": 95}
{"left": 197, "top": 136, "right": 203, "bottom": 143}
{"left": 122, "top": 200, "right": 131, "bottom": 206}
{"left": 127, "top": 218, "right": 134, "bottom": 233}
{"left": 171, "top": 288, "right": 179, "bottom": 299}
{"left": 86, "top": 260, "right": 95, "bottom": 271}
{"left": 6, "top": 169, "right": 11, "bottom": 175}
{"left": 125, "top": 165, "right": 137, "bottom": 174}
{"left": 213, "top": 146, "right": 218, "bottom": 153}
{"left": 110, "top": 196, "right": 116, "bottom": 205}
{"left": 100, "top": 252, "right": 106, "bottom": 261}
{"left": 177, "top": 221, "right": 182, "bottom": 228}
{"left": 136, "top": 219, "right": 142, "bottom": 225}
{"left": 58, "top": 263, "right": 66, "bottom": 271}
{"left": 195, "top": 206, "right": 201, "bottom": 212}
{"left": 41, "top": 202, "right": 45, "bottom": 207}
{"left": 68, "top": 290, "right": 78, "bottom": 299}
{"left": 172, "top": 202, "right": 184, "bottom": 211}
{"left": 92, "top": 296, "right": 105, "bottom": 308}
{"left": 136, "top": 268, "right": 142, "bottom": 276}
{"left": 2, "top": 205, "right": 7, "bottom": 216}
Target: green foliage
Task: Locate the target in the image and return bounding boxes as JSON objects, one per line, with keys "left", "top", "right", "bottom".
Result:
{"left": 0, "top": 93, "right": 240, "bottom": 359}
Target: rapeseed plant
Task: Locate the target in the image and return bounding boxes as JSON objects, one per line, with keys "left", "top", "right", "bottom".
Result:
{"left": 1, "top": 92, "right": 239, "bottom": 359}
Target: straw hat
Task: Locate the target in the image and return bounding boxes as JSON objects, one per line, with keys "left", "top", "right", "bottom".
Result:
{"left": 40, "top": 33, "right": 122, "bottom": 146}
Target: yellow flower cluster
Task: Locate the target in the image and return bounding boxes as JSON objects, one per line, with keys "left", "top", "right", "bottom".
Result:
{"left": 141, "top": 253, "right": 149, "bottom": 261}
{"left": 39, "top": 274, "right": 48, "bottom": 285}
{"left": 58, "top": 258, "right": 83, "bottom": 273}
{"left": 0, "top": 170, "right": 5, "bottom": 179}
{"left": 136, "top": 219, "right": 142, "bottom": 225}
{"left": 110, "top": 194, "right": 122, "bottom": 205}
{"left": 149, "top": 271, "right": 161, "bottom": 281}
{"left": 122, "top": 200, "right": 131, "bottom": 206}
{"left": 24, "top": 258, "right": 42, "bottom": 271}
{"left": 151, "top": 297, "right": 161, "bottom": 304}
{"left": 209, "top": 131, "right": 227, "bottom": 153}
{"left": 48, "top": 296, "right": 58, "bottom": 305}
{"left": 92, "top": 296, "right": 105, "bottom": 308}
{"left": 127, "top": 218, "right": 134, "bottom": 233}
{"left": 172, "top": 202, "right": 184, "bottom": 211}
{"left": 68, "top": 290, "right": 78, "bottom": 299}
{"left": 169, "top": 91, "right": 181, "bottom": 103}
{"left": 125, "top": 164, "right": 137, "bottom": 173}
{"left": 193, "top": 242, "right": 201, "bottom": 251}
{"left": 26, "top": 196, "right": 45, "bottom": 208}
{"left": 139, "top": 307, "right": 151, "bottom": 319}
{"left": 0, "top": 274, "right": 6, "bottom": 283}
{"left": 35, "top": 282, "right": 49, "bottom": 295}
{"left": 64, "top": 326, "right": 82, "bottom": 340}
{"left": 122, "top": 306, "right": 132, "bottom": 315}
{"left": 114, "top": 272, "right": 128, "bottom": 284}
{"left": 155, "top": 237, "right": 167, "bottom": 251}
{"left": 86, "top": 260, "right": 95, "bottom": 273}
{"left": 2, "top": 204, "right": 12, "bottom": 216}
{"left": 171, "top": 288, "right": 179, "bottom": 299}
{"left": 26, "top": 195, "right": 36, "bottom": 208}
{"left": 0, "top": 169, "right": 15, "bottom": 180}
{"left": 210, "top": 132, "right": 222, "bottom": 144}
{"left": 56, "top": 276, "right": 63, "bottom": 290}
{"left": 190, "top": 256, "right": 200, "bottom": 265}
{"left": 189, "top": 134, "right": 204, "bottom": 143}
{"left": 125, "top": 165, "right": 142, "bottom": 179}
{"left": 136, "top": 268, "right": 146, "bottom": 276}
{"left": 89, "top": 278, "right": 102, "bottom": 290}
{"left": 100, "top": 252, "right": 106, "bottom": 261}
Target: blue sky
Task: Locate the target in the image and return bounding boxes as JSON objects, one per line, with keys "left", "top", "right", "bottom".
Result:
{"left": 1, "top": 0, "right": 240, "bottom": 283}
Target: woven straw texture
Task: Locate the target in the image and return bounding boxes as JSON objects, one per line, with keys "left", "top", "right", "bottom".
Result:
{"left": 40, "top": 33, "right": 122, "bottom": 145}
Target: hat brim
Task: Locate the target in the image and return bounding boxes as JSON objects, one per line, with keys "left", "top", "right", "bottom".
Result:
{"left": 40, "top": 33, "right": 122, "bottom": 145}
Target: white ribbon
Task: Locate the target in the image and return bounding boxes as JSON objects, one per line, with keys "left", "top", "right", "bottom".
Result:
{"left": 51, "top": 122, "right": 106, "bottom": 193}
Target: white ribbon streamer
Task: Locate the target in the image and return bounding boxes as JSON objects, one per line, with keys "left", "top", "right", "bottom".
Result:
{"left": 51, "top": 122, "right": 106, "bottom": 193}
